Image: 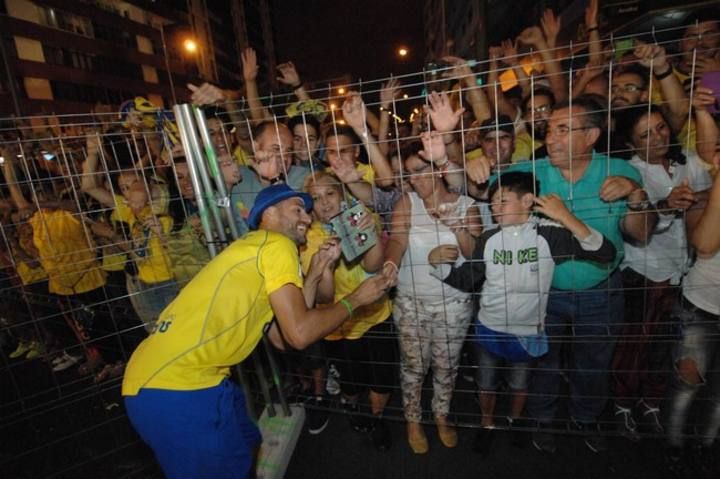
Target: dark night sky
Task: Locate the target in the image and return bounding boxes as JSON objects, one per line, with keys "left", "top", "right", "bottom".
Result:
{"left": 270, "top": 0, "right": 425, "bottom": 88}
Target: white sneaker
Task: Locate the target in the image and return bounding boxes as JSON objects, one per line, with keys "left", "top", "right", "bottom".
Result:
{"left": 326, "top": 363, "right": 341, "bottom": 396}
{"left": 52, "top": 352, "right": 81, "bottom": 372}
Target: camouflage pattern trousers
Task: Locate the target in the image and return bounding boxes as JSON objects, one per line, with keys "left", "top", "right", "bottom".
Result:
{"left": 393, "top": 294, "right": 473, "bottom": 422}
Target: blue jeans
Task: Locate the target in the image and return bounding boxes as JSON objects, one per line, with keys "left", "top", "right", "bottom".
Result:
{"left": 528, "top": 270, "right": 624, "bottom": 423}
{"left": 666, "top": 299, "right": 720, "bottom": 447}
{"left": 125, "top": 380, "right": 261, "bottom": 479}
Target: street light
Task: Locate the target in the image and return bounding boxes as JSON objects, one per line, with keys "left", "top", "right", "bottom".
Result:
{"left": 183, "top": 38, "right": 198, "bottom": 54}
{"left": 337, "top": 87, "right": 346, "bottom": 95}
{"left": 398, "top": 47, "right": 408, "bottom": 58}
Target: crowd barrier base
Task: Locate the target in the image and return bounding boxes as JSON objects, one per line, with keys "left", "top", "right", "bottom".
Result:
{"left": 257, "top": 403, "right": 306, "bottom": 479}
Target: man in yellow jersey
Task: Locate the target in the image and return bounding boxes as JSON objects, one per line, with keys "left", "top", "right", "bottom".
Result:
{"left": 122, "top": 183, "right": 395, "bottom": 479}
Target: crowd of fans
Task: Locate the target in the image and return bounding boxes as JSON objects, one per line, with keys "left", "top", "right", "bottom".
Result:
{"left": 2, "top": 1, "right": 720, "bottom": 476}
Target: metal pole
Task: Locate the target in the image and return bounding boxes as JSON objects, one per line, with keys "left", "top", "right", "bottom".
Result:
{"left": 173, "top": 104, "right": 217, "bottom": 256}
{"left": 192, "top": 106, "right": 239, "bottom": 239}
{"left": 160, "top": 23, "right": 177, "bottom": 106}
{"left": 176, "top": 104, "right": 228, "bottom": 247}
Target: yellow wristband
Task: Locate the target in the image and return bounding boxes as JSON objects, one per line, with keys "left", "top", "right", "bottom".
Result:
{"left": 340, "top": 298, "right": 354, "bottom": 316}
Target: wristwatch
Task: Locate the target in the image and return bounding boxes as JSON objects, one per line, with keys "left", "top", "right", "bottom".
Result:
{"left": 627, "top": 198, "right": 652, "bottom": 211}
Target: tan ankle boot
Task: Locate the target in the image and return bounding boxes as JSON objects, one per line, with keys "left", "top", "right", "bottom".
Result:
{"left": 435, "top": 417, "right": 458, "bottom": 448}
{"left": 407, "top": 422, "right": 428, "bottom": 454}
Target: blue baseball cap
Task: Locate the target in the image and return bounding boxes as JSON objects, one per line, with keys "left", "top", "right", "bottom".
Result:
{"left": 247, "top": 183, "right": 313, "bottom": 230}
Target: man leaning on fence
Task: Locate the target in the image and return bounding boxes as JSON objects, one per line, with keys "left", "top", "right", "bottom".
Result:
{"left": 121, "top": 184, "right": 396, "bottom": 479}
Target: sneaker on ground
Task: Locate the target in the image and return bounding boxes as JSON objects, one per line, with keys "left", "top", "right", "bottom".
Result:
{"left": 304, "top": 396, "right": 330, "bottom": 435}
{"left": 25, "top": 341, "right": 45, "bottom": 360}
{"left": 52, "top": 352, "right": 82, "bottom": 372}
{"left": 637, "top": 399, "right": 664, "bottom": 435}
{"left": 326, "top": 364, "right": 341, "bottom": 396}
{"left": 614, "top": 403, "right": 639, "bottom": 441}
{"left": 9, "top": 341, "right": 31, "bottom": 359}
{"left": 370, "top": 416, "right": 391, "bottom": 451}
{"left": 531, "top": 423, "right": 557, "bottom": 454}
{"left": 509, "top": 417, "right": 531, "bottom": 448}
{"left": 570, "top": 419, "right": 607, "bottom": 453}
{"left": 342, "top": 400, "right": 373, "bottom": 433}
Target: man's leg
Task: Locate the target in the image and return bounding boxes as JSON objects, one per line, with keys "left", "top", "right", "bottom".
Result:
{"left": 125, "top": 381, "right": 260, "bottom": 479}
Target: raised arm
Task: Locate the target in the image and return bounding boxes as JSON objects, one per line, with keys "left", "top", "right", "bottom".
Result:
{"left": 634, "top": 43, "right": 689, "bottom": 133}
{"left": 276, "top": 61, "right": 310, "bottom": 101}
{"left": 80, "top": 134, "right": 116, "bottom": 208}
{"left": 377, "top": 78, "right": 402, "bottom": 155}
{"left": 693, "top": 86, "right": 719, "bottom": 168}
{"left": 584, "top": 0, "right": 603, "bottom": 65}
{"left": 689, "top": 173, "right": 720, "bottom": 257}
{"left": 269, "top": 270, "right": 394, "bottom": 350}
{"left": 342, "top": 92, "right": 393, "bottom": 187}
{"left": 242, "top": 47, "right": 272, "bottom": 122}
{"left": 1, "top": 146, "right": 33, "bottom": 212}
{"left": 518, "top": 24, "right": 568, "bottom": 103}
{"left": 486, "top": 46, "right": 519, "bottom": 119}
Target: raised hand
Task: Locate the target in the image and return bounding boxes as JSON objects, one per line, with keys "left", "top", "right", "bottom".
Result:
{"left": 424, "top": 91, "right": 464, "bottom": 133}
{"left": 692, "top": 85, "right": 717, "bottom": 111}
{"left": 518, "top": 26, "right": 546, "bottom": 48}
{"left": 276, "top": 61, "right": 301, "bottom": 87}
{"left": 379, "top": 78, "right": 402, "bottom": 109}
{"left": 633, "top": 42, "right": 669, "bottom": 72}
{"left": 465, "top": 153, "right": 496, "bottom": 185}
{"left": 418, "top": 130, "right": 447, "bottom": 163}
{"left": 241, "top": 47, "right": 259, "bottom": 82}
{"left": 540, "top": 9, "right": 561, "bottom": 48}
{"left": 253, "top": 150, "right": 281, "bottom": 181}
{"left": 534, "top": 194, "right": 572, "bottom": 222}
{"left": 187, "top": 82, "right": 227, "bottom": 105}
{"left": 585, "top": 0, "right": 599, "bottom": 29}
{"left": 341, "top": 92, "right": 367, "bottom": 132}
{"left": 500, "top": 39, "right": 519, "bottom": 66}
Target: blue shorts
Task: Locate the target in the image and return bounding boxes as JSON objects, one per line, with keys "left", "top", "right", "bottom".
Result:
{"left": 125, "top": 380, "right": 261, "bottom": 479}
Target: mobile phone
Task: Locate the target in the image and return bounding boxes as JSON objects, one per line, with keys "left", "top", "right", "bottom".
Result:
{"left": 41, "top": 151, "right": 55, "bottom": 161}
{"left": 701, "top": 71, "right": 720, "bottom": 114}
{"left": 613, "top": 39, "right": 634, "bottom": 61}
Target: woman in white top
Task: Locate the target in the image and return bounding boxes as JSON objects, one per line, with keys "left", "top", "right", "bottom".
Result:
{"left": 610, "top": 106, "right": 711, "bottom": 436}
{"left": 665, "top": 165, "right": 720, "bottom": 467}
{"left": 385, "top": 138, "right": 481, "bottom": 454}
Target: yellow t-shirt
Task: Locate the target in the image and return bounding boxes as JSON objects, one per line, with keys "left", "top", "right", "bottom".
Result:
{"left": 513, "top": 132, "right": 541, "bottom": 162}
{"left": 122, "top": 230, "right": 303, "bottom": 395}
{"left": 112, "top": 197, "right": 174, "bottom": 284}
{"left": 325, "top": 163, "right": 375, "bottom": 184}
{"left": 299, "top": 221, "right": 391, "bottom": 340}
{"left": 234, "top": 145, "right": 251, "bottom": 167}
{"left": 16, "top": 260, "right": 47, "bottom": 285}
{"left": 29, "top": 209, "right": 106, "bottom": 295}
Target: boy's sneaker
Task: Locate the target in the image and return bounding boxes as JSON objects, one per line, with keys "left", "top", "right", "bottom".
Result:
{"left": 25, "top": 341, "right": 44, "bottom": 359}
{"left": 9, "top": 341, "right": 31, "bottom": 359}
{"left": 509, "top": 417, "right": 531, "bottom": 447}
{"left": 326, "top": 364, "right": 341, "bottom": 396}
{"left": 304, "top": 396, "right": 330, "bottom": 435}
{"left": 342, "top": 399, "right": 373, "bottom": 433}
{"left": 52, "top": 352, "right": 82, "bottom": 372}
{"left": 569, "top": 419, "right": 607, "bottom": 453}
{"left": 637, "top": 399, "right": 663, "bottom": 435}
{"left": 370, "top": 416, "right": 391, "bottom": 451}
{"left": 614, "top": 404, "right": 639, "bottom": 441}
{"left": 531, "top": 422, "right": 557, "bottom": 454}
